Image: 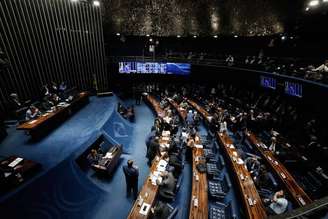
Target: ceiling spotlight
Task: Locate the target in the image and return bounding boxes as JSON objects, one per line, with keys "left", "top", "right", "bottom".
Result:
{"left": 308, "top": 0, "right": 319, "bottom": 7}
{"left": 234, "top": 35, "right": 238, "bottom": 38}
{"left": 149, "top": 38, "right": 153, "bottom": 42}
{"left": 177, "top": 35, "right": 181, "bottom": 38}
{"left": 93, "top": 1, "right": 100, "bottom": 6}
{"left": 214, "top": 35, "right": 218, "bottom": 38}
{"left": 193, "top": 35, "right": 197, "bottom": 38}
{"left": 305, "top": 7, "right": 310, "bottom": 11}
{"left": 116, "top": 33, "right": 120, "bottom": 36}
{"left": 146, "top": 34, "right": 150, "bottom": 37}
{"left": 281, "top": 36, "right": 287, "bottom": 40}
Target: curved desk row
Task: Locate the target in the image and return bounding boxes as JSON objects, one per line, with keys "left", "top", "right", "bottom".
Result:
{"left": 246, "top": 132, "right": 312, "bottom": 207}
{"left": 128, "top": 95, "right": 171, "bottom": 219}
{"left": 17, "top": 92, "right": 89, "bottom": 139}
{"left": 187, "top": 98, "right": 268, "bottom": 219}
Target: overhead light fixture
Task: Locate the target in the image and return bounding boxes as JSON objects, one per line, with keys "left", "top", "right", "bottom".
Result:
{"left": 281, "top": 36, "right": 287, "bottom": 40}
{"left": 149, "top": 38, "right": 153, "bottom": 42}
{"left": 177, "top": 35, "right": 181, "bottom": 38}
{"left": 214, "top": 35, "right": 218, "bottom": 38}
{"left": 116, "top": 33, "right": 120, "bottom": 36}
{"left": 323, "top": 0, "right": 328, "bottom": 2}
{"left": 308, "top": 0, "right": 319, "bottom": 7}
{"left": 71, "top": 0, "right": 78, "bottom": 2}
{"left": 193, "top": 35, "right": 197, "bottom": 38}
{"left": 93, "top": 1, "right": 100, "bottom": 6}
{"left": 146, "top": 34, "right": 150, "bottom": 37}
{"left": 234, "top": 35, "right": 238, "bottom": 38}
{"left": 305, "top": 7, "right": 310, "bottom": 11}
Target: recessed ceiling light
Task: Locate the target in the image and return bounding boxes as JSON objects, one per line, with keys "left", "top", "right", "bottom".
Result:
{"left": 193, "top": 35, "right": 197, "bottom": 38}
{"left": 177, "top": 35, "right": 181, "bottom": 38}
{"left": 214, "top": 35, "right": 218, "bottom": 38}
{"left": 305, "top": 7, "right": 310, "bottom": 11}
{"left": 93, "top": 1, "right": 100, "bottom": 6}
{"left": 116, "top": 33, "right": 120, "bottom": 36}
{"left": 234, "top": 35, "right": 238, "bottom": 38}
{"left": 308, "top": 0, "right": 319, "bottom": 7}
{"left": 146, "top": 34, "right": 150, "bottom": 37}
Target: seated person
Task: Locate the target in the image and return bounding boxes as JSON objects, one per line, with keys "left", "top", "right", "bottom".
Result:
{"left": 41, "top": 96, "right": 55, "bottom": 111}
{"left": 314, "top": 60, "right": 328, "bottom": 72}
{"left": 151, "top": 201, "right": 173, "bottom": 219}
{"left": 117, "top": 103, "right": 127, "bottom": 115}
{"left": 157, "top": 171, "right": 177, "bottom": 200}
{"left": 87, "top": 149, "right": 102, "bottom": 166}
{"left": 25, "top": 105, "right": 41, "bottom": 121}
{"left": 50, "top": 94, "right": 61, "bottom": 105}
{"left": 245, "top": 156, "right": 261, "bottom": 179}
{"left": 168, "top": 153, "right": 183, "bottom": 177}
{"left": 147, "top": 137, "right": 160, "bottom": 165}
{"left": 126, "top": 106, "right": 135, "bottom": 122}
{"left": 9, "top": 93, "right": 22, "bottom": 110}
{"left": 264, "top": 190, "right": 289, "bottom": 215}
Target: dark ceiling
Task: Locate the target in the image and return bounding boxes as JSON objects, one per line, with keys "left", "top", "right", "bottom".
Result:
{"left": 101, "top": 0, "right": 306, "bottom": 37}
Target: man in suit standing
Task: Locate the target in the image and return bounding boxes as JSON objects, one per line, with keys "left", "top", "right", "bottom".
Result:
{"left": 123, "top": 160, "right": 139, "bottom": 199}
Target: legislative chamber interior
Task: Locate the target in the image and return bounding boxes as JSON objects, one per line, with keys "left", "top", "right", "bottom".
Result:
{"left": 0, "top": 0, "right": 328, "bottom": 219}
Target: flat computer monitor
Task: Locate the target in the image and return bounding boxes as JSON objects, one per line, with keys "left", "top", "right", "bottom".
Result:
{"left": 118, "top": 62, "right": 191, "bottom": 75}
{"left": 285, "top": 81, "right": 302, "bottom": 97}
{"left": 260, "top": 76, "right": 276, "bottom": 90}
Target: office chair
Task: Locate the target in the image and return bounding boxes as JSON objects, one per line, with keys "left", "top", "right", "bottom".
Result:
{"left": 209, "top": 202, "right": 237, "bottom": 219}
{"left": 208, "top": 175, "right": 232, "bottom": 200}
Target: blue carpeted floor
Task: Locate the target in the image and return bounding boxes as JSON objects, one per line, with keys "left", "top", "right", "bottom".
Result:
{"left": 0, "top": 96, "right": 157, "bottom": 219}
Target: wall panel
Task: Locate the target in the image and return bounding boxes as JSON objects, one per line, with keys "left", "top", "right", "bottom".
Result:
{"left": 0, "top": 0, "right": 107, "bottom": 115}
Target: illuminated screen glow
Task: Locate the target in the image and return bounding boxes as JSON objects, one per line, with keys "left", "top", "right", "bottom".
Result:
{"left": 260, "top": 76, "right": 276, "bottom": 89}
{"left": 285, "top": 81, "right": 302, "bottom": 97}
{"left": 119, "top": 62, "right": 191, "bottom": 75}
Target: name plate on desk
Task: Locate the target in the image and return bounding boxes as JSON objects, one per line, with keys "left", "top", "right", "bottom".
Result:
{"left": 139, "top": 203, "right": 151, "bottom": 216}
{"left": 8, "top": 157, "right": 23, "bottom": 168}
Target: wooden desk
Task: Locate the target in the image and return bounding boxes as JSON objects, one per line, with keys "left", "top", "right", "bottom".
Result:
{"left": 128, "top": 131, "right": 171, "bottom": 219}
{"left": 167, "top": 98, "right": 187, "bottom": 121}
{"left": 127, "top": 156, "right": 163, "bottom": 219}
{"left": 186, "top": 99, "right": 211, "bottom": 123}
{"left": 189, "top": 142, "right": 209, "bottom": 219}
{"left": 186, "top": 98, "right": 266, "bottom": 219}
{"left": 144, "top": 94, "right": 165, "bottom": 118}
{"left": 92, "top": 145, "right": 123, "bottom": 175}
{"left": 246, "top": 132, "right": 313, "bottom": 207}
{"left": 0, "top": 156, "right": 41, "bottom": 194}
{"left": 17, "top": 92, "right": 89, "bottom": 138}
{"left": 217, "top": 132, "right": 267, "bottom": 219}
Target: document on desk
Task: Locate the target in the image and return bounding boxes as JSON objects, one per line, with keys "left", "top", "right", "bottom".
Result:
{"left": 139, "top": 203, "right": 151, "bottom": 215}
{"left": 157, "top": 160, "right": 167, "bottom": 172}
{"left": 8, "top": 157, "right": 23, "bottom": 167}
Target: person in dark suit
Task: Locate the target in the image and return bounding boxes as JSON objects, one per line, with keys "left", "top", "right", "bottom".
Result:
{"left": 123, "top": 160, "right": 139, "bottom": 199}
{"left": 147, "top": 137, "right": 160, "bottom": 165}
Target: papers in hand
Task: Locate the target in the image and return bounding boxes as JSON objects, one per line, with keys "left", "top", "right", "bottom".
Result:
{"left": 8, "top": 157, "right": 23, "bottom": 168}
